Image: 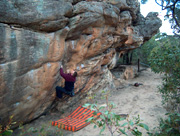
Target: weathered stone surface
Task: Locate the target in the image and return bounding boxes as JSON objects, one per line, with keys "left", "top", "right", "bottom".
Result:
{"left": 136, "top": 12, "right": 162, "bottom": 41}
{"left": 107, "top": 0, "right": 128, "bottom": 9}
{"left": 0, "top": 0, "right": 162, "bottom": 127}
{"left": 0, "top": 0, "right": 73, "bottom": 32}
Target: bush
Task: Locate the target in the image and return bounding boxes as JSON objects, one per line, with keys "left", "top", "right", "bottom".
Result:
{"left": 0, "top": 116, "right": 15, "bottom": 136}
{"left": 148, "top": 112, "right": 180, "bottom": 136}
{"left": 147, "top": 33, "right": 180, "bottom": 136}
{"left": 148, "top": 34, "right": 180, "bottom": 109}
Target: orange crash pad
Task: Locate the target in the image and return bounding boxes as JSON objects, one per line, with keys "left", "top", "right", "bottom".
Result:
{"left": 52, "top": 106, "right": 101, "bottom": 131}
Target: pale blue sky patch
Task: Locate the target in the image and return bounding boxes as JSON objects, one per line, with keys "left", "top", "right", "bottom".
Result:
{"left": 138, "top": 0, "right": 173, "bottom": 35}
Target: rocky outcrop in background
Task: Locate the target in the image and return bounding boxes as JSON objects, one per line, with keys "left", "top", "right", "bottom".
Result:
{"left": 0, "top": 0, "right": 161, "bottom": 127}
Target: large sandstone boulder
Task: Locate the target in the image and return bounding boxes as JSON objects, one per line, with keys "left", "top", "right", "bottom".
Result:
{"left": 0, "top": 0, "right": 73, "bottom": 32}
{"left": 0, "top": 0, "right": 162, "bottom": 127}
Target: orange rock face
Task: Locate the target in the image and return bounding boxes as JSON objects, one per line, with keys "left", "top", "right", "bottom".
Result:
{"left": 0, "top": 0, "right": 162, "bottom": 126}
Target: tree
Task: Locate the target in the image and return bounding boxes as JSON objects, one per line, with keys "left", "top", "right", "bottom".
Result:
{"left": 148, "top": 33, "right": 180, "bottom": 110}
{"left": 141, "top": 0, "right": 180, "bottom": 35}
{"left": 131, "top": 33, "right": 166, "bottom": 66}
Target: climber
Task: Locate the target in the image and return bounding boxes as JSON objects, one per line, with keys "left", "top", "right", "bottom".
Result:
{"left": 55, "top": 65, "right": 77, "bottom": 99}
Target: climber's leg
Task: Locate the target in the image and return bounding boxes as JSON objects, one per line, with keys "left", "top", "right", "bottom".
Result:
{"left": 56, "top": 86, "right": 66, "bottom": 98}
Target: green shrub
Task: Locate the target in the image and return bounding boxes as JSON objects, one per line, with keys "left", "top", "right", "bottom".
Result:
{"left": 148, "top": 112, "right": 180, "bottom": 136}
{"left": 148, "top": 34, "right": 180, "bottom": 109}
{"left": 0, "top": 116, "right": 16, "bottom": 136}
{"left": 147, "top": 33, "right": 180, "bottom": 136}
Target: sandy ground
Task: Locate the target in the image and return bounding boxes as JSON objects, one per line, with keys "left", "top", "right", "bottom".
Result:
{"left": 13, "top": 68, "right": 167, "bottom": 136}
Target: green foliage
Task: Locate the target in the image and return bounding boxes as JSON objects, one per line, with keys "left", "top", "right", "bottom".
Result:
{"left": 148, "top": 34, "right": 180, "bottom": 73}
{"left": 83, "top": 91, "right": 149, "bottom": 136}
{"left": 0, "top": 116, "right": 16, "bottom": 136}
{"left": 148, "top": 112, "right": 180, "bottom": 136}
{"left": 148, "top": 34, "right": 180, "bottom": 108}
{"left": 118, "top": 33, "right": 166, "bottom": 66}
{"left": 120, "top": 31, "right": 180, "bottom": 136}
{"left": 163, "top": 0, "right": 180, "bottom": 34}
{"left": 146, "top": 33, "right": 180, "bottom": 136}
{"left": 128, "top": 33, "right": 167, "bottom": 66}
{"left": 131, "top": 33, "right": 162, "bottom": 65}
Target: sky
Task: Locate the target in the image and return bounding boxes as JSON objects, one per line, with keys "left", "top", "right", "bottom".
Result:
{"left": 138, "top": 0, "right": 174, "bottom": 35}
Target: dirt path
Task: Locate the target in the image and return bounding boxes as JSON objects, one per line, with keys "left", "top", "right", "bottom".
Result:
{"left": 13, "top": 68, "right": 167, "bottom": 136}
{"left": 65, "top": 68, "right": 167, "bottom": 136}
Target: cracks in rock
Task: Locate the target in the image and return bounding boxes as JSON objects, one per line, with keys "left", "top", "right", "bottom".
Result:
{"left": 0, "top": 60, "right": 18, "bottom": 65}
{"left": 0, "top": 22, "right": 64, "bottom": 34}
{"left": 120, "top": 7, "right": 137, "bottom": 21}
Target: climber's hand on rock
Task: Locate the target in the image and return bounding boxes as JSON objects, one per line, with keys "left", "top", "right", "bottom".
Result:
{"left": 59, "top": 63, "right": 63, "bottom": 68}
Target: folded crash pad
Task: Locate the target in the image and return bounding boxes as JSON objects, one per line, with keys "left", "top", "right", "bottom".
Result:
{"left": 52, "top": 106, "right": 102, "bottom": 132}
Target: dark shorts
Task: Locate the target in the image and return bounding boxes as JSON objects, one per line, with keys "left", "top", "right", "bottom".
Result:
{"left": 55, "top": 86, "right": 74, "bottom": 98}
